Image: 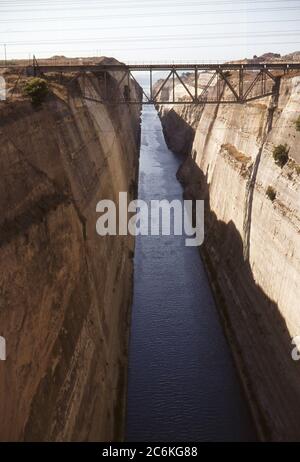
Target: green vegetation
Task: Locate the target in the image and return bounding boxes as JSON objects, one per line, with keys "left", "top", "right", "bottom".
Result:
{"left": 23, "top": 78, "right": 49, "bottom": 106}
{"left": 266, "top": 186, "right": 276, "bottom": 202}
{"left": 295, "top": 116, "right": 300, "bottom": 132}
{"left": 273, "top": 144, "right": 289, "bottom": 168}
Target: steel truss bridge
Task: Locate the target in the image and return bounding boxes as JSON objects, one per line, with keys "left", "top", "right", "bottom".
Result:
{"left": 26, "top": 62, "right": 300, "bottom": 105}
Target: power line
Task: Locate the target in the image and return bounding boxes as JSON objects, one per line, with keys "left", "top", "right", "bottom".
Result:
{"left": 0, "top": 6, "right": 299, "bottom": 22}
{"left": 3, "top": 30, "right": 300, "bottom": 46}
{"left": 1, "top": 0, "right": 299, "bottom": 7}
{"left": 5, "top": 40, "right": 300, "bottom": 56}
{"left": 1, "top": 0, "right": 300, "bottom": 13}
{"left": 1, "top": 18, "right": 299, "bottom": 35}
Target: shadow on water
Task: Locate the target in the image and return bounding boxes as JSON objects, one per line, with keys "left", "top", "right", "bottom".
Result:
{"left": 176, "top": 138, "right": 300, "bottom": 442}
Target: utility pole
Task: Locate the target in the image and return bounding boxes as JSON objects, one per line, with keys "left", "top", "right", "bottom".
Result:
{"left": 4, "top": 44, "right": 7, "bottom": 65}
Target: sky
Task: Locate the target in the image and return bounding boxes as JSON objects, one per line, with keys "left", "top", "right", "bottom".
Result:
{"left": 0, "top": 0, "right": 300, "bottom": 63}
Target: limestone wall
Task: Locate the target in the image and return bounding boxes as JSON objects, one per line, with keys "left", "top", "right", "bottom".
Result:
{"left": 0, "top": 64, "right": 141, "bottom": 441}
{"left": 157, "top": 73, "right": 300, "bottom": 440}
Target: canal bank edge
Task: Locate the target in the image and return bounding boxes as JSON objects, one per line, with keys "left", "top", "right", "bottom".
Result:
{"left": 198, "top": 247, "right": 266, "bottom": 441}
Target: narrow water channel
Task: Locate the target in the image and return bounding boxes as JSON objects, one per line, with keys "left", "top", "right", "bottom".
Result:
{"left": 126, "top": 105, "right": 256, "bottom": 442}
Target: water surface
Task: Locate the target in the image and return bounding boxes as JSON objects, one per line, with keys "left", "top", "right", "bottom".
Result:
{"left": 126, "top": 106, "right": 256, "bottom": 442}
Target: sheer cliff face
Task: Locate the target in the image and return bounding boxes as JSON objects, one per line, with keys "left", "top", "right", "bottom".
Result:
{"left": 158, "top": 74, "right": 300, "bottom": 441}
{"left": 0, "top": 68, "right": 141, "bottom": 441}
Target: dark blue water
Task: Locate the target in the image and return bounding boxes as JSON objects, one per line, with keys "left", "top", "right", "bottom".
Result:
{"left": 126, "top": 106, "right": 256, "bottom": 442}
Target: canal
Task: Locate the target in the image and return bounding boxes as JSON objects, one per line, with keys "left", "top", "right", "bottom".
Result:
{"left": 126, "top": 105, "right": 256, "bottom": 442}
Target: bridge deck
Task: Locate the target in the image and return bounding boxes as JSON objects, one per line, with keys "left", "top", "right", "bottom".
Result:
{"left": 24, "top": 62, "right": 300, "bottom": 73}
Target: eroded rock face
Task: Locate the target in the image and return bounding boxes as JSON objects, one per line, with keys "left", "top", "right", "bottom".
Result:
{"left": 157, "top": 73, "right": 300, "bottom": 441}
{"left": 0, "top": 68, "right": 141, "bottom": 441}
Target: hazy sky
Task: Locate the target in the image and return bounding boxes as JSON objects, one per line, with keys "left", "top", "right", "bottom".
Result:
{"left": 1, "top": 0, "right": 300, "bottom": 62}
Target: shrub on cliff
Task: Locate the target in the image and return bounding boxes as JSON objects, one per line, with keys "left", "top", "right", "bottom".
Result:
{"left": 273, "top": 144, "right": 289, "bottom": 167}
{"left": 295, "top": 116, "right": 300, "bottom": 132}
{"left": 23, "top": 78, "right": 49, "bottom": 106}
{"left": 266, "top": 185, "right": 276, "bottom": 201}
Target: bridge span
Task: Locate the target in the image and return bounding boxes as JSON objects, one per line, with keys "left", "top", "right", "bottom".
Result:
{"left": 19, "top": 61, "right": 300, "bottom": 105}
